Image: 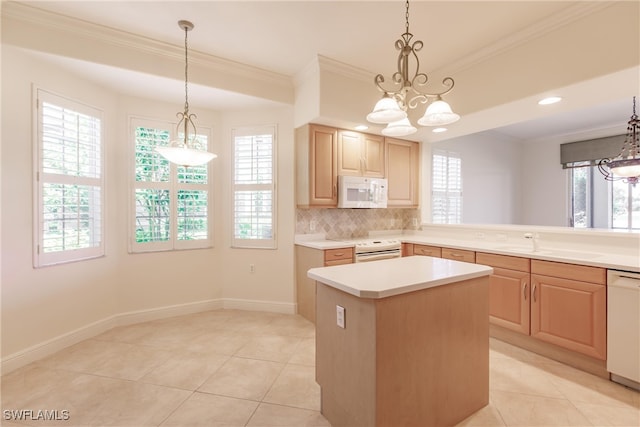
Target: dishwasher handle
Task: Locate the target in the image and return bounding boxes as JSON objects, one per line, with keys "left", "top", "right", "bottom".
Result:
{"left": 609, "top": 277, "right": 640, "bottom": 291}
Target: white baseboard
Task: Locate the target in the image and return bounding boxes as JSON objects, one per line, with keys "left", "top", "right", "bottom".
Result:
{"left": 223, "top": 298, "right": 296, "bottom": 314}
{"left": 1, "top": 298, "right": 295, "bottom": 375}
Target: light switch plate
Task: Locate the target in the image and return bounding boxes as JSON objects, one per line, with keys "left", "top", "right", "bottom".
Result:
{"left": 336, "top": 305, "right": 345, "bottom": 328}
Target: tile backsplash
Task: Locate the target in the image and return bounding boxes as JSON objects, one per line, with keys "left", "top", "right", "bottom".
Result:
{"left": 296, "top": 208, "right": 421, "bottom": 239}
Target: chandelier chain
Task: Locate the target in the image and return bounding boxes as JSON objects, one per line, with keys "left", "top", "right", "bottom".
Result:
{"left": 405, "top": 0, "right": 410, "bottom": 34}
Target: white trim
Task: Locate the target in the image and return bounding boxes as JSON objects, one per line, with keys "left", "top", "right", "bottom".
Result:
{"left": 222, "top": 298, "right": 296, "bottom": 314}
{"left": 0, "top": 298, "right": 296, "bottom": 375}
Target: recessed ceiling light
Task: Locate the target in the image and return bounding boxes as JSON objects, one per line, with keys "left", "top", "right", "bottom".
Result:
{"left": 432, "top": 127, "right": 448, "bottom": 133}
{"left": 538, "top": 96, "right": 562, "bottom": 105}
{"left": 354, "top": 125, "right": 369, "bottom": 131}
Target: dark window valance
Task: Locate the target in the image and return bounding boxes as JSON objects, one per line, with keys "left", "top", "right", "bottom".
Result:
{"left": 560, "top": 134, "right": 625, "bottom": 168}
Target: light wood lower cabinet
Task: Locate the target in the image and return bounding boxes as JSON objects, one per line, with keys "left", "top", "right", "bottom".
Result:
{"left": 531, "top": 260, "right": 606, "bottom": 360}
{"left": 295, "top": 245, "right": 353, "bottom": 323}
{"left": 413, "top": 244, "right": 442, "bottom": 257}
{"left": 476, "top": 253, "right": 530, "bottom": 335}
{"left": 442, "top": 247, "right": 476, "bottom": 263}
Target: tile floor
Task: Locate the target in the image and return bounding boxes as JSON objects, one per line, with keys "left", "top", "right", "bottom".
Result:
{"left": 1, "top": 309, "right": 638, "bottom": 426}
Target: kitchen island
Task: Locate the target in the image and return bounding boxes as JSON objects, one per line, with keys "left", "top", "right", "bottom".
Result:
{"left": 308, "top": 256, "right": 493, "bottom": 427}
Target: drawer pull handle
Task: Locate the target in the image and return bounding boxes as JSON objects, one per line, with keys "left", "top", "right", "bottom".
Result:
{"left": 450, "top": 253, "right": 463, "bottom": 258}
{"left": 523, "top": 283, "right": 528, "bottom": 300}
{"left": 333, "top": 253, "right": 344, "bottom": 257}
{"left": 532, "top": 284, "right": 537, "bottom": 303}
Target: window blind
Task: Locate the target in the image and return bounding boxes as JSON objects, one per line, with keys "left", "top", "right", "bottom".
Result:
{"left": 560, "top": 134, "right": 625, "bottom": 168}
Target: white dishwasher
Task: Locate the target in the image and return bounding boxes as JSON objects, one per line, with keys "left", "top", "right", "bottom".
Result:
{"left": 607, "top": 270, "right": 640, "bottom": 390}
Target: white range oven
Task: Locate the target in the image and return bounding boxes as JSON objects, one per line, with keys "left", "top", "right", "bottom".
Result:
{"left": 351, "top": 239, "right": 402, "bottom": 263}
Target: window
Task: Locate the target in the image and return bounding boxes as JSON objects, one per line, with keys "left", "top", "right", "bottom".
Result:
{"left": 131, "top": 118, "right": 212, "bottom": 252}
{"left": 232, "top": 126, "right": 276, "bottom": 248}
{"left": 432, "top": 150, "right": 462, "bottom": 224}
{"left": 34, "top": 89, "right": 104, "bottom": 267}
{"left": 568, "top": 165, "right": 639, "bottom": 229}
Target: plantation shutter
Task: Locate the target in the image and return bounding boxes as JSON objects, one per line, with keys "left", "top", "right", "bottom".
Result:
{"left": 35, "top": 89, "right": 104, "bottom": 266}
{"left": 232, "top": 126, "right": 277, "bottom": 248}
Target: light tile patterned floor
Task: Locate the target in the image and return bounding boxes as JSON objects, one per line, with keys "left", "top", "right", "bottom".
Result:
{"left": 1, "top": 309, "right": 638, "bottom": 426}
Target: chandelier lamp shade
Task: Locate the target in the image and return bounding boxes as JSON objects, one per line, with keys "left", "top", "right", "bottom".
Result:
{"left": 367, "top": 0, "right": 460, "bottom": 136}
{"left": 598, "top": 96, "right": 640, "bottom": 185}
{"left": 155, "top": 20, "right": 217, "bottom": 167}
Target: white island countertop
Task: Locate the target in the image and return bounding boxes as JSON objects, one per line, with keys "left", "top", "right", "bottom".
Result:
{"left": 308, "top": 256, "right": 493, "bottom": 299}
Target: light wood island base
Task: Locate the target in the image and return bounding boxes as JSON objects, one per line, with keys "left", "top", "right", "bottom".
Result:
{"left": 315, "top": 275, "right": 490, "bottom": 427}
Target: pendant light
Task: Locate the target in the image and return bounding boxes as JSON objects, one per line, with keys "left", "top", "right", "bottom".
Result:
{"left": 598, "top": 96, "right": 640, "bottom": 185}
{"left": 155, "top": 20, "right": 217, "bottom": 167}
{"left": 367, "top": 0, "right": 460, "bottom": 137}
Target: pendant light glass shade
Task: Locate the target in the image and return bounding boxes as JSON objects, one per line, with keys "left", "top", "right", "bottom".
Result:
{"left": 366, "top": 94, "right": 407, "bottom": 124}
{"left": 382, "top": 117, "right": 417, "bottom": 137}
{"left": 417, "top": 99, "right": 461, "bottom": 126}
{"left": 609, "top": 159, "right": 640, "bottom": 178}
{"left": 156, "top": 142, "right": 217, "bottom": 167}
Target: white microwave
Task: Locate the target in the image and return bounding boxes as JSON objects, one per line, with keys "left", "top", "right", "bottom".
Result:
{"left": 337, "top": 176, "right": 388, "bottom": 208}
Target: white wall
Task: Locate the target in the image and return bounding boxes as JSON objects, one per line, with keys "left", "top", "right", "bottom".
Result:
{"left": 1, "top": 46, "right": 296, "bottom": 369}
{"left": 430, "top": 132, "right": 523, "bottom": 225}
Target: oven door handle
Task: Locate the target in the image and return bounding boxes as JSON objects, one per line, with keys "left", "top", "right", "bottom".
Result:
{"left": 355, "top": 252, "right": 401, "bottom": 262}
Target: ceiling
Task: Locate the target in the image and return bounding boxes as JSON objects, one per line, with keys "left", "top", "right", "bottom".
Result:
{"left": 8, "top": 1, "right": 639, "bottom": 142}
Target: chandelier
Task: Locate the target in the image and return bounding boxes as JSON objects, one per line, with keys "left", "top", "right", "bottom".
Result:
{"left": 155, "top": 20, "right": 217, "bottom": 167}
{"left": 598, "top": 96, "right": 640, "bottom": 185}
{"left": 366, "top": 0, "right": 460, "bottom": 137}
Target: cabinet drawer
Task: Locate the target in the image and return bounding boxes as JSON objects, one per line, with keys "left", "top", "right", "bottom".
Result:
{"left": 531, "top": 260, "right": 605, "bottom": 285}
{"left": 324, "top": 247, "right": 354, "bottom": 262}
{"left": 413, "top": 245, "right": 442, "bottom": 258}
{"left": 442, "top": 248, "right": 476, "bottom": 263}
{"left": 477, "top": 252, "right": 530, "bottom": 272}
{"left": 325, "top": 258, "right": 353, "bottom": 267}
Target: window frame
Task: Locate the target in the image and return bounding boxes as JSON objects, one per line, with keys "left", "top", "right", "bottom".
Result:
{"left": 231, "top": 125, "right": 277, "bottom": 249}
{"left": 129, "top": 116, "right": 213, "bottom": 253}
{"left": 33, "top": 88, "right": 105, "bottom": 267}
{"left": 567, "top": 164, "right": 638, "bottom": 230}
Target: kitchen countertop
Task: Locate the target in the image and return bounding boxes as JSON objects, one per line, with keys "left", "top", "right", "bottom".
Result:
{"left": 295, "top": 233, "right": 640, "bottom": 272}
{"left": 308, "top": 256, "right": 493, "bottom": 298}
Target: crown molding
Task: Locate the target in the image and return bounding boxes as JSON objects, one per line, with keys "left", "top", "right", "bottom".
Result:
{"left": 2, "top": 2, "right": 292, "bottom": 90}
{"left": 316, "top": 55, "right": 373, "bottom": 84}
{"left": 433, "top": 2, "right": 613, "bottom": 76}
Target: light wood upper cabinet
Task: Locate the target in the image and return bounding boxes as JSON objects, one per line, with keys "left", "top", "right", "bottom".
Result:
{"left": 530, "top": 260, "right": 606, "bottom": 360}
{"left": 296, "top": 124, "right": 338, "bottom": 207}
{"left": 337, "top": 130, "right": 385, "bottom": 177}
{"left": 385, "top": 138, "right": 419, "bottom": 208}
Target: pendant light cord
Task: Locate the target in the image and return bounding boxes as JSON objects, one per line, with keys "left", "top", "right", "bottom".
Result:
{"left": 183, "top": 23, "right": 190, "bottom": 114}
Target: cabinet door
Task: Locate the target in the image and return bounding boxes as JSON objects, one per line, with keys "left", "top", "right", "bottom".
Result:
{"left": 531, "top": 274, "right": 606, "bottom": 360}
{"left": 489, "top": 268, "right": 530, "bottom": 335}
{"left": 385, "top": 138, "right": 419, "bottom": 207}
{"left": 362, "top": 134, "right": 385, "bottom": 177}
{"left": 310, "top": 125, "right": 338, "bottom": 206}
{"left": 337, "top": 130, "right": 363, "bottom": 177}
